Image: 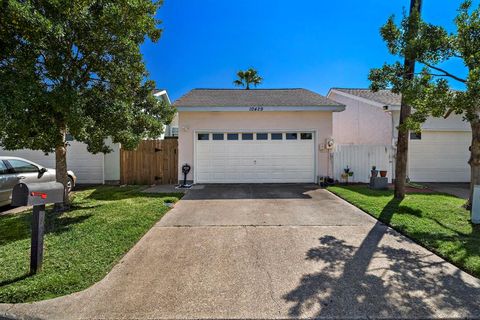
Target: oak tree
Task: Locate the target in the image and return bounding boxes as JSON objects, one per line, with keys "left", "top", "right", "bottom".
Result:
{"left": 0, "top": 0, "right": 174, "bottom": 207}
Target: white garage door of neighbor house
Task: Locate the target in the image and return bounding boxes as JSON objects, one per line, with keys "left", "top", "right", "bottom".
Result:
{"left": 409, "top": 131, "right": 470, "bottom": 182}
{"left": 0, "top": 141, "right": 104, "bottom": 184}
{"left": 195, "top": 132, "right": 315, "bottom": 183}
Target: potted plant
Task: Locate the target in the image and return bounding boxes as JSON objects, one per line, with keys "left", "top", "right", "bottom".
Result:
{"left": 371, "top": 165, "right": 378, "bottom": 177}
{"left": 380, "top": 170, "right": 387, "bottom": 177}
{"left": 344, "top": 166, "right": 350, "bottom": 174}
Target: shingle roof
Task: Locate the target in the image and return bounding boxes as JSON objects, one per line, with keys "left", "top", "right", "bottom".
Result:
{"left": 173, "top": 89, "right": 342, "bottom": 107}
{"left": 332, "top": 88, "right": 401, "bottom": 106}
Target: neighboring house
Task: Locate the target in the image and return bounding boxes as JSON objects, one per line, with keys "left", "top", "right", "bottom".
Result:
{"left": 174, "top": 88, "right": 345, "bottom": 184}
{"left": 154, "top": 89, "right": 178, "bottom": 137}
{"left": 0, "top": 89, "right": 175, "bottom": 184}
{"left": 327, "top": 88, "right": 471, "bottom": 182}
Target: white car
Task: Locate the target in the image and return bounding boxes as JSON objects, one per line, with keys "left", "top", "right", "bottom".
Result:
{"left": 0, "top": 156, "right": 77, "bottom": 207}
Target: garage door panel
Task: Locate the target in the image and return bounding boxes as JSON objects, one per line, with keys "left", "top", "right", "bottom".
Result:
{"left": 409, "top": 131, "right": 470, "bottom": 182}
{"left": 195, "top": 132, "right": 315, "bottom": 183}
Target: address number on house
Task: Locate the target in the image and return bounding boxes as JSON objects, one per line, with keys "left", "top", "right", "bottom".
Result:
{"left": 249, "top": 107, "right": 264, "bottom": 111}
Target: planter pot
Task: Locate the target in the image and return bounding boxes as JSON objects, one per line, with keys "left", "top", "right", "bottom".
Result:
{"left": 348, "top": 172, "right": 354, "bottom": 177}
{"left": 371, "top": 170, "right": 378, "bottom": 177}
{"left": 380, "top": 170, "right": 387, "bottom": 177}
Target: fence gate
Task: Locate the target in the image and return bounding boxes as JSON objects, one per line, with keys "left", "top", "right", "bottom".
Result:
{"left": 332, "top": 144, "right": 394, "bottom": 183}
{"left": 120, "top": 139, "right": 178, "bottom": 185}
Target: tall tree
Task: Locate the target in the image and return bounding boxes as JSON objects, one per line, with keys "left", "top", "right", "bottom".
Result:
{"left": 0, "top": 0, "right": 175, "bottom": 207}
{"left": 369, "top": 0, "right": 423, "bottom": 199}
{"left": 370, "top": 0, "right": 480, "bottom": 210}
{"left": 233, "top": 68, "right": 263, "bottom": 89}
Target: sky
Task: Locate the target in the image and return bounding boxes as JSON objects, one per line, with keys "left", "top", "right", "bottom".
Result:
{"left": 141, "top": 0, "right": 474, "bottom": 102}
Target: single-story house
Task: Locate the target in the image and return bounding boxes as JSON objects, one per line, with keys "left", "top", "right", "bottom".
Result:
{"left": 327, "top": 88, "right": 471, "bottom": 182}
{"left": 174, "top": 88, "right": 345, "bottom": 184}
{"left": 0, "top": 89, "right": 176, "bottom": 184}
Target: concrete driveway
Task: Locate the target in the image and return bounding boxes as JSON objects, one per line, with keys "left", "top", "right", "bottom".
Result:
{"left": 1, "top": 184, "right": 480, "bottom": 319}
{"left": 423, "top": 182, "right": 470, "bottom": 200}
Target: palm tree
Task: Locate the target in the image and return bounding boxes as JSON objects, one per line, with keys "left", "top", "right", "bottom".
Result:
{"left": 233, "top": 68, "right": 263, "bottom": 90}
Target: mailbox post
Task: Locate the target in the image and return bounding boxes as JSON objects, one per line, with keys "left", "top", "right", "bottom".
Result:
{"left": 11, "top": 182, "right": 64, "bottom": 274}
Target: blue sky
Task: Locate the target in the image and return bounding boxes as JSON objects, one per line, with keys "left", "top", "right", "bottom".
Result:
{"left": 141, "top": 0, "right": 473, "bottom": 101}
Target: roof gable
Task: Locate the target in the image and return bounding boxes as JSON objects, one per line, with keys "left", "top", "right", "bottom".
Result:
{"left": 330, "top": 88, "right": 401, "bottom": 106}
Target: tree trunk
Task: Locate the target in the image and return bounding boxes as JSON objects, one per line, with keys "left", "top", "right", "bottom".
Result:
{"left": 468, "top": 119, "right": 480, "bottom": 209}
{"left": 394, "top": 105, "right": 411, "bottom": 199}
{"left": 54, "top": 128, "right": 70, "bottom": 210}
{"left": 394, "top": 0, "right": 422, "bottom": 200}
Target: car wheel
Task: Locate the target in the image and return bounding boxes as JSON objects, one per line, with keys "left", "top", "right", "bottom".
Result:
{"left": 67, "top": 176, "right": 74, "bottom": 193}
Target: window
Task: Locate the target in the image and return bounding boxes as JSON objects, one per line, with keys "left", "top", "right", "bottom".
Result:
{"left": 256, "top": 133, "right": 268, "bottom": 140}
{"left": 171, "top": 127, "right": 179, "bottom": 137}
{"left": 0, "top": 161, "right": 8, "bottom": 175}
{"left": 410, "top": 132, "right": 422, "bottom": 140}
{"left": 242, "top": 133, "right": 253, "bottom": 140}
{"left": 65, "top": 133, "right": 74, "bottom": 141}
{"left": 286, "top": 133, "right": 298, "bottom": 140}
{"left": 227, "top": 133, "right": 239, "bottom": 140}
{"left": 212, "top": 133, "right": 224, "bottom": 140}
{"left": 301, "top": 133, "right": 313, "bottom": 140}
{"left": 271, "top": 133, "right": 283, "bottom": 140}
{"left": 8, "top": 159, "right": 39, "bottom": 173}
{"left": 197, "top": 133, "right": 209, "bottom": 140}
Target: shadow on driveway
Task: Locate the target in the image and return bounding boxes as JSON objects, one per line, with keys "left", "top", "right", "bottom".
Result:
{"left": 182, "top": 184, "right": 321, "bottom": 200}
{"left": 283, "top": 197, "right": 480, "bottom": 318}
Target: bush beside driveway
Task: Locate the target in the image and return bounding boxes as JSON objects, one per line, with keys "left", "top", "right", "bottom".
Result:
{"left": 328, "top": 185, "right": 480, "bottom": 279}
{"left": 0, "top": 186, "right": 183, "bottom": 303}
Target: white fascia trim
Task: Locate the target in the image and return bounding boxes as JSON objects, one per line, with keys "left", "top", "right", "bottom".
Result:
{"left": 328, "top": 89, "right": 401, "bottom": 111}
{"left": 177, "top": 105, "right": 345, "bottom": 112}
{"left": 154, "top": 90, "right": 171, "bottom": 105}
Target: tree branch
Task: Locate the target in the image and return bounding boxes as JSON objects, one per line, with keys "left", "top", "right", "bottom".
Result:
{"left": 444, "top": 108, "right": 454, "bottom": 119}
{"left": 422, "top": 62, "right": 467, "bottom": 83}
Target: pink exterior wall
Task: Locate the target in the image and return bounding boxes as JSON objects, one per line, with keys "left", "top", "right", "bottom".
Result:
{"left": 329, "top": 91, "right": 393, "bottom": 145}
{"left": 178, "top": 111, "right": 334, "bottom": 182}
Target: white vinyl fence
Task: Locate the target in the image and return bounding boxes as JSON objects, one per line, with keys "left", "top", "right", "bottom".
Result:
{"left": 332, "top": 144, "right": 394, "bottom": 183}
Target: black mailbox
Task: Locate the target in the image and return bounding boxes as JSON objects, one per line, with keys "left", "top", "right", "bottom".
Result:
{"left": 12, "top": 182, "right": 64, "bottom": 206}
{"left": 11, "top": 181, "right": 65, "bottom": 275}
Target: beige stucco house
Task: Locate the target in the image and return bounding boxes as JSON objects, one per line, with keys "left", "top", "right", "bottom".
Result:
{"left": 174, "top": 89, "right": 345, "bottom": 184}
{"left": 327, "top": 88, "right": 471, "bottom": 182}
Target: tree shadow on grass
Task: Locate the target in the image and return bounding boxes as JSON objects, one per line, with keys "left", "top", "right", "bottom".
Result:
{"left": 0, "top": 205, "right": 94, "bottom": 247}
{"left": 283, "top": 198, "right": 480, "bottom": 318}
{"left": 85, "top": 186, "right": 183, "bottom": 202}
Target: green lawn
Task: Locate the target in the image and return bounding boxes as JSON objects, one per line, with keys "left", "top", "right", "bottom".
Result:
{"left": 0, "top": 186, "right": 183, "bottom": 303}
{"left": 327, "top": 185, "right": 480, "bottom": 278}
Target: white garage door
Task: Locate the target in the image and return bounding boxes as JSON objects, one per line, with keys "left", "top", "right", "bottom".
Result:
{"left": 409, "top": 131, "right": 470, "bottom": 182}
{"left": 195, "top": 132, "right": 315, "bottom": 183}
{"left": 0, "top": 141, "right": 104, "bottom": 184}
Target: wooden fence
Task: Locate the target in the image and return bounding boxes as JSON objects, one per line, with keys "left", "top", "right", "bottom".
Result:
{"left": 120, "top": 139, "right": 178, "bottom": 185}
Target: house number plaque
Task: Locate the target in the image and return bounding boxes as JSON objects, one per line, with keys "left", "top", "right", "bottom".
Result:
{"left": 249, "top": 106, "right": 264, "bottom": 111}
